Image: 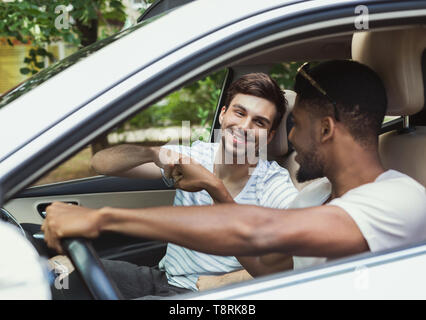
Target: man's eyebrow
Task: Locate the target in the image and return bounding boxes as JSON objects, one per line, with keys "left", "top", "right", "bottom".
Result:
{"left": 231, "top": 104, "right": 272, "bottom": 124}
{"left": 231, "top": 104, "right": 247, "bottom": 112}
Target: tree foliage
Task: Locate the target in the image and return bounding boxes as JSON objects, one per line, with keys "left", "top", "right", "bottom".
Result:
{"left": 119, "top": 69, "right": 225, "bottom": 132}
{"left": 0, "top": 0, "right": 126, "bottom": 75}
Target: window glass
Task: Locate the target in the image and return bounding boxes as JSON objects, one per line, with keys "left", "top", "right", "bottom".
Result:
{"left": 31, "top": 69, "right": 227, "bottom": 186}
{"left": 269, "top": 61, "right": 304, "bottom": 90}
{"left": 383, "top": 116, "right": 401, "bottom": 124}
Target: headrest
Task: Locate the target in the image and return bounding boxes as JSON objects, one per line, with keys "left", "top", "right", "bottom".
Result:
{"left": 352, "top": 27, "right": 426, "bottom": 116}
{"left": 267, "top": 89, "right": 296, "bottom": 158}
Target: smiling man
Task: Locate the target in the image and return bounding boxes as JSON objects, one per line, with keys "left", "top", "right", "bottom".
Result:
{"left": 46, "top": 73, "right": 298, "bottom": 299}
{"left": 43, "top": 61, "right": 426, "bottom": 296}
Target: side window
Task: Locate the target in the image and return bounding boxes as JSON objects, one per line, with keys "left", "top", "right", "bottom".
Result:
{"left": 383, "top": 116, "right": 402, "bottom": 124}
{"left": 31, "top": 69, "right": 227, "bottom": 186}
{"left": 269, "top": 61, "right": 304, "bottom": 90}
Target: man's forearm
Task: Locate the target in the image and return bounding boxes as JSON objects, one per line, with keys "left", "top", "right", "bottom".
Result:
{"left": 196, "top": 270, "right": 253, "bottom": 291}
{"left": 202, "top": 179, "right": 235, "bottom": 204}
{"left": 220, "top": 269, "right": 253, "bottom": 284}
{"left": 91, "top": 144, "right": 160, "bottom": 175}
{"left": 45, "top": 200, "right": 369, "bottom": 259}
{"left": 96, "top": 204, "right": 281, "bottom": 256}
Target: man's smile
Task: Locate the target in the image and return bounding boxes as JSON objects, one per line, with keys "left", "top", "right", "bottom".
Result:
{"left": 231, "top": 130, "right": 247, "bottom": 145}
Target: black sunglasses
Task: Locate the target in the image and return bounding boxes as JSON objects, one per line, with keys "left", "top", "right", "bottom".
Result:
{"left": 297, "top": 62, "right": 340, "bottom": 121}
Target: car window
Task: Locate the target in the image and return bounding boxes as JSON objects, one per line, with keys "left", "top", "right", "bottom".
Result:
{"left": 31, "top": 69, "right": 227, "bottom": 186}
{"left": 383, "top": 116, "right": 401, "bottom": 124}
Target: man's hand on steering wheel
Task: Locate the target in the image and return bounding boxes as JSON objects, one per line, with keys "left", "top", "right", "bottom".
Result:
{"left": 41, "top": 202, "right": 101, "bottom": 254}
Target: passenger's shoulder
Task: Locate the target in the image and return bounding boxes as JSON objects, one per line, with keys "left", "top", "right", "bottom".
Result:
{"left": 260, "top": 161, "right": 291, "bottom": 179}
{"left": 378, "top": 170, "right": 425, "bottom": 192}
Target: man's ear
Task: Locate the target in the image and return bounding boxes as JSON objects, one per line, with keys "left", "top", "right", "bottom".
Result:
{"left": 320, "top": 117, "right": 335, "bottom": 143}
{"left": 218, "top": 106, "right": 227, "bottom": 125}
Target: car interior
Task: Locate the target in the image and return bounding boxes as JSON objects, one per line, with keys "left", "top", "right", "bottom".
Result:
{"left": 2, "top": 19, "right": 426, "bottom": 299}
{"left": 219, "top": 26, "right": 426, "bottom": 191}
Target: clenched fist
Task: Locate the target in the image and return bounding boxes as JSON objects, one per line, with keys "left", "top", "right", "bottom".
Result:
{"left": 41, "top": 202, "right": 102, "bottom": 254}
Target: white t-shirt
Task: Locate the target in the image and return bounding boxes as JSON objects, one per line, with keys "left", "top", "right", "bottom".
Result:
{"left": 158, "top": 141, "right": 299, "bottom": 290}
{"left": 0, "top": 222, "right": 51, "bottom": 299}
{"left": 291, "top": 170, "right": 426, "bottom": 270}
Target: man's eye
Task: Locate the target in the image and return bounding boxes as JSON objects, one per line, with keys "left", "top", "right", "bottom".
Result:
{"left": 235, "top": 111, "right": 244, "bottom": 116}
{"left": 255, "top": 120, "right": 265, "bottom": 127}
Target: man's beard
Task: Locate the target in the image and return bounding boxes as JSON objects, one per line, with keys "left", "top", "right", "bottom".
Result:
{"left": 295, "top": 145, "right": 325, "bottom": 183}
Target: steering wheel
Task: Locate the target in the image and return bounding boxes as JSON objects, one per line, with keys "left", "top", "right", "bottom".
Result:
{"left": 1, "top": 207, "right": 122, "bottom": 299}
{"left": 61, "top": 238, "right": 123, "bottom": 300}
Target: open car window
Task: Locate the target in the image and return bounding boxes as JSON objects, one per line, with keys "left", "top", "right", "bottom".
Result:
{"left": 31, "top": 69, "right": 227, "bottom": 186}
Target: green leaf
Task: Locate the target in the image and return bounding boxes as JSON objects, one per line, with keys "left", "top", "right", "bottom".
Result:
{"left": 36, "top": 47, "right": 47, "bottom": 56}
{"left": 35, "top": 62, "right": 44, "bottom": 69}
{"left": 7, "top": 38, "right": 13, "bottom": 46}
{"left": 46, "top": 51, "right": 55, "bottom": 60}
{"left": 20, "top": 68, "right": 31, "bottom": 75}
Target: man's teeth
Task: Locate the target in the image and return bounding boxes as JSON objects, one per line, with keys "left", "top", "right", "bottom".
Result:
{"left": 233, "top": 133, "right": 245, "bottom": 142}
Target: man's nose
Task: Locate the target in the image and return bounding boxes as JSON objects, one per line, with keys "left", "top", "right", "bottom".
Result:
{"left": 238, "top": 117, "right": 252, "bottom": 130}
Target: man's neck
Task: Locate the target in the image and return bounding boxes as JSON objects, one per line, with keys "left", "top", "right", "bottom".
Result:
{"left": 326, "top": 146, "right": 385, "bottom": 200}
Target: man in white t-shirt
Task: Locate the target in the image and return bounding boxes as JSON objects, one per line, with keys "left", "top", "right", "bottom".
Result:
{"left": 288, "top": 170, "right": 425, "bottom": 269}
{"left": 42, "top": 60, "right": 426, "bottom": 293}
{"left": 46, "top": 73, "right": 298, "bottom": 299}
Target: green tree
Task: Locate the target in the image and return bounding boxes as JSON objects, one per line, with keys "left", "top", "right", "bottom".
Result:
{"left": 270, "top": 62, "right": 304, "bottom": 90}
{"left": 0, "top": 0, "right": 126, "bottom": 75}
{"left": 114, "top": 69, "right": 226, "bottom": 143}
{"left": 0, "top": 0, "right": 127, "bottom": 153}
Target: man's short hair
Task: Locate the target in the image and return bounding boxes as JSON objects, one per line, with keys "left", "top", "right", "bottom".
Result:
{"left": 294, "top": 60, "right": 387, "bottom": 146}
{"left": 224, "top": 73, "right": 287, "bottom": 131}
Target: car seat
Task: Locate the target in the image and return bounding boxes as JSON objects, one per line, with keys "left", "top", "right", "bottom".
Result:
{"left": 352, "top": 27, "right": 426, "bottom": 186}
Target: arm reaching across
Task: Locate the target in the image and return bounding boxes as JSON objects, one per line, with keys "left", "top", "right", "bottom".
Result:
{"left": 196, "top": 254, "right": 293, "bottom": 291}
{"left": 171, "top": 157, "right": 234, "bottom": 204}
{"left": 91, "top": 144, "right": 180, "bottom": 179}
{"left": 91, "top": 144, "right": 233, "bottom": 204}
{"left": 42, "top": 201, "right": 368, "bottom": 259}
{"left": 196, "top": 270, "right": 253, "bottom": 291}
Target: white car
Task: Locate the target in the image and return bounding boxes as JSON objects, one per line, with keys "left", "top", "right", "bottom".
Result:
{"left": 0, "top": 0, "right": 425, "bottom": 299}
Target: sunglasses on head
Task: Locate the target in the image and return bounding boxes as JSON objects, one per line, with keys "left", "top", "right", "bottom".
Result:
{"left": 297, "top": 62, "right": 340, "bottom": 121}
